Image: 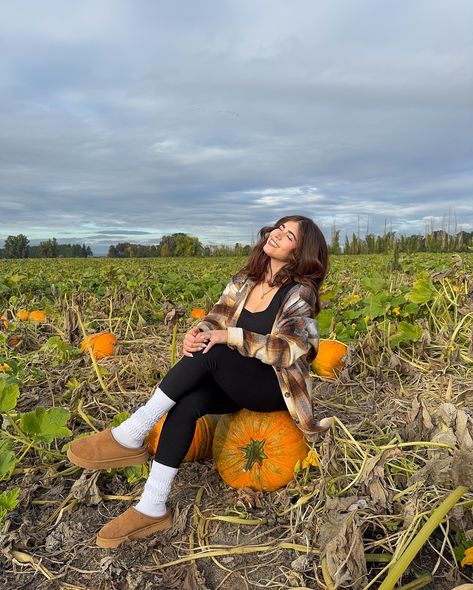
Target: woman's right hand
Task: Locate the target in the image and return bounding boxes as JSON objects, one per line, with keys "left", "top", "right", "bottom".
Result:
{"left": 182, "top": 327, "right": 207, "bottom": 357}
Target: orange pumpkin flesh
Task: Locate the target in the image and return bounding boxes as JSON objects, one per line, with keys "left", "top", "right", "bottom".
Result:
{"left": 147, "top": 413, "right": 217, "bottom": 461}
{"left": 191, "top": 308, "right": 206, "bottom": 320}
{"left": 28, "top": 310, "right": 47, "bottom": 323}
{"left": 81, "top": 333, "right": 118, "bottom": 360}
{"left": 312, "top": 339, "right": 347, "bottom": 378}
{"left": 212, "top": 409, "right": 309, "bottom": 492}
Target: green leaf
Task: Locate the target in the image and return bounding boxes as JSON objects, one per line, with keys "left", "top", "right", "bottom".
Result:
{"left": 121, "top": 463, "right": 148, "bottom": 485}
{"left": 316, "top": 309, "right": 334, "bottom": 337}
{"left": 19, "top": 407, "right": 71, "bottom": 443}
{"left": 405, "top": 275, "right": 436, "bottom": 305}
{"left": 362, "top": 293, "right": 389, "bottom": 319}
{"left": 361, "top": 274, "right": 386, "bottom": 293}
{"left": 0, "top": 487, "right": 20, "bottom": 526}
{"left": 0, "top": 440, "right": 17, "bottom": 481}
{"left": 389, "top": 321, "right": 422, "bottom": 348}
{"left": 41, "top": 336, "right": 82, "bottom": 363}
{"left": 0, "top": 378, "right": 20, "bottom": 412}
{"left": 109, "top": 411, "right": 130, "bottom": 428}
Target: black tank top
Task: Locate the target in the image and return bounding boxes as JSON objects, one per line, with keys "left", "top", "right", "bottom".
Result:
{"left": 236, "top": 281, "right": 297, "bottom": 335}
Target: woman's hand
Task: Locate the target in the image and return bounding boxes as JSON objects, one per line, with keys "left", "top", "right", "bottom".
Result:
{"left": 182, "top": 327, "right": 204, "bottom": 357}
{"left": 183, "top": 328, "right": 228, "bottom": 356}
{"left": 194, "top": 329, "right": 228, "bottom": 354}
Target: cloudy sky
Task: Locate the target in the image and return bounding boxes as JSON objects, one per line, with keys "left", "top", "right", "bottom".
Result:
{"left": 1, "top": 1, "right": 472, "bottom": 255}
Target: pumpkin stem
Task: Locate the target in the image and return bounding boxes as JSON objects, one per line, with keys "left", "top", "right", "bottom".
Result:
{"left": 239, "top": 438, "right": 267, "bottom": 472}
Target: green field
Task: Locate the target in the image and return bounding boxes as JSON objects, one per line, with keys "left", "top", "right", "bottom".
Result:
{"left": 1, "top": 253, "right": 472, "bottom": 589}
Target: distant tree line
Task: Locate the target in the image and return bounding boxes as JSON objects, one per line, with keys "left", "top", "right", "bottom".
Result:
{"left": 330, "top": 222, "right": 473, "bottom": 255}
{"left": 108, "top": 233, "right": 252, "bottom": 258}
{"left": 0, "top": 235, "right": 93, "bottom": 258}
{"left": 2, "top": 223, "right": 472, "bottom": 260}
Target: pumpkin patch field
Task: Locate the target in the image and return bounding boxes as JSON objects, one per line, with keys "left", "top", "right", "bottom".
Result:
{"left": 0, "top": 253, "right": 472, "bottom": 590}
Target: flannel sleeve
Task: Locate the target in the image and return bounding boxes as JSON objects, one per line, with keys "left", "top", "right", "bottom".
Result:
{"left": 226, "top": 285, "right": 319, "bottom": 367}
{"left": 196, "top": 274, "right": 239, "bottom": 332}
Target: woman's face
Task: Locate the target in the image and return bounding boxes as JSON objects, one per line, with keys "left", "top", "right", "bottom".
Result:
{"left": 263, "top": 220, "right": 300, "bottom": 262}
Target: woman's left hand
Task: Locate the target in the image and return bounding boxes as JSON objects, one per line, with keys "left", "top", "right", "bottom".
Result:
{"left": 194, "top": 329, "right": 228, "bottom": 353}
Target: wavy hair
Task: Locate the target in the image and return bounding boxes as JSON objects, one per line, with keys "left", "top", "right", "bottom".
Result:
{"left": 241, "top": 214, "right": 329, "bottom": 316}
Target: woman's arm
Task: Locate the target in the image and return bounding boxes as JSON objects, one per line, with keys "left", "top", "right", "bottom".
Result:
{"left": 226, "top": 285, "right": 319, "bottom": 367}
{"left": 195, "top": 273, "right": 240, "bottom": 332}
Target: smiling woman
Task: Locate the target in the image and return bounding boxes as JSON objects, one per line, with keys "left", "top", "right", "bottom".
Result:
{"left": 66, "top": 213, "right": 331, "bottom": 548}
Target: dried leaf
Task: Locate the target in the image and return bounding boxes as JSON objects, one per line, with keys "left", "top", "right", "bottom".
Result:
{"left": 318, "top": 511, "right": 367, "bottom": 589}
{"left": 70, "top": 470, "right": 102, "bottom": 505}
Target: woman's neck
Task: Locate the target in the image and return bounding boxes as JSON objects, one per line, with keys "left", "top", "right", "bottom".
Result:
{"left": 264, "top": 259, "right": 287, "bottom": 285}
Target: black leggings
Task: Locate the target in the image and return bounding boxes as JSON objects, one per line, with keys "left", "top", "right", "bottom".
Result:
{"left": 154, "top": 344, "right": 287, "bottom": 467}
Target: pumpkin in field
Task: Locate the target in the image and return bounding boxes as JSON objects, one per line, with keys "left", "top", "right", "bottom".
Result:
{"left": 28, "top": 310, "right": 47, "bottom": 323}
{"left": 148, "top": 413, "right": 218, "bottom": 461}
{"left": 191, "top": 308, "right": 206, "bottom": 320}
{"left": 312, "top": 339, "right": 347, "bottom": 379}
{"left": 0, "top": 363, "right": 9, "bottom": 372}
{"left": 17, "top": 311, "right": 29, "bottom": 320}
{"left": 0, "top": 316, "right": 8, "bottom": 329}
{"left": 212, "top": 409, "right": 309, "bottom": 491}
{"left": 81, "top": 332, "right": 118, "bottom": 360}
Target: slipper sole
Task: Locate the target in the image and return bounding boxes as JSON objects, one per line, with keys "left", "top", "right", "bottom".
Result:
{"left": 96, "top": 513, "right": 173, "bottom": 548}
{"left": 67, "top": 446, "right": 149, "bottom": 470}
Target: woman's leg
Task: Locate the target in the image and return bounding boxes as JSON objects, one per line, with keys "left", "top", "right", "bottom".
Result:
{"left": 154, "top": 377, "right": 241, "bottom": 467}
{"left": 135, "top": 378, "right": 241, "bottom": 517}
{"left": 112, "top": 344, "right": 286, "bottom": 449}
{"left": 160, "top": 344, "right": 287, "bottom": 412}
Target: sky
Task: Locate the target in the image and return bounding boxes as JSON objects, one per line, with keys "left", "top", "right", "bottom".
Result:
{"left": 1, "top": 0, "right": 472, "bottom": 256}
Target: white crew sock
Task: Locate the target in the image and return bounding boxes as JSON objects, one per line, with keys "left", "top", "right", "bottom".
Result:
{"left": 111, "top": 386, "right": 176, "bottom": 449}
{"left": 135, "top": 460, "right": 179, "bottom": 517}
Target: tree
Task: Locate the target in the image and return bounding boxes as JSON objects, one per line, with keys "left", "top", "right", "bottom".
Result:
{"left": 4, "top": 234, "right": 29, "bottom": 258}
{"left": 39, "top": 238, "right": 58, "bottom": 258}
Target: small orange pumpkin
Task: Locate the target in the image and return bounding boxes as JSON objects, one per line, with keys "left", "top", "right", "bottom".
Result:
{"left": 147, "top": 413, "right": 218, "bottom": 461}
{"left": 81, "top": 332, "right": 118, "bottom": 360}
{"left": 28, "top": 310, "right": 47, "bottom": 323}
{"left": 17, "top": 310, "right": 29, "bottom": 320}
{"left": 312, "top": 339, "right": 347, "bottom": 379}
{"left": 212, "top": 409, "right": 309, "bottom": 491}
{"left": 0, "top": 363, "right": 9, "bottom": 372}
{"left": 191, "top": 308, "right": 206, "bottom": 320}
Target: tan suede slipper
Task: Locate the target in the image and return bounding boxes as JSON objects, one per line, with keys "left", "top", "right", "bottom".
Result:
{"left": 96, "top": 506, "right": 173, "bottom": 548}
{"left": 67, "top": 429, "right": 149, "bottom": 470}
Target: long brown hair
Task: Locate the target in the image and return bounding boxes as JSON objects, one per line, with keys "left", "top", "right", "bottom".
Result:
{"left": 241, "top": 215, "right": 329, "bottom": 316}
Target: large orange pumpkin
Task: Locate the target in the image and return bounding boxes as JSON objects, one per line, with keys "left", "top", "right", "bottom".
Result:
{"left": 191, "top": 308, "right": 206, "bottom": 320}
{"left": 212, "top": 409, "right": 309, "bottom": 491}
{"left": 81, "top": 333, "right": 118, "bottom": 360}
{"left": 312, "top": 339, "right": 347, "bottom": 379}
{"left": 28, "top": 310, "right": 47, "bottom": 323}
{"left": 147, "top": 413, "right": 218, "bottom": 461}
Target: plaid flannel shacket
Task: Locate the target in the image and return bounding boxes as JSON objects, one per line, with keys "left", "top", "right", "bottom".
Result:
{"left": 196, "top": 270, "right": 324, "bottom": 443}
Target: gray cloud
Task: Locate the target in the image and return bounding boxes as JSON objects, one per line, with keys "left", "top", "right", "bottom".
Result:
{"left": 1, "top": 0, "right": 472, "bottom": 256}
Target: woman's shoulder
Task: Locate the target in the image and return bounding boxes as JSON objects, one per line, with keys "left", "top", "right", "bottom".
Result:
{"left": 231, "top": 269, "right": 251, "bottom": 288}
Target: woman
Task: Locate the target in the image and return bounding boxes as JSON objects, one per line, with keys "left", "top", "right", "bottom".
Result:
{"left": 67, "top": 214, "right": 331, "bottom": 548}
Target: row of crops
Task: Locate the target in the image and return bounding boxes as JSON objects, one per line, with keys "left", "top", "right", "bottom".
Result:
{"left": 0, "top": 253, "right": 472, "bottom": 589}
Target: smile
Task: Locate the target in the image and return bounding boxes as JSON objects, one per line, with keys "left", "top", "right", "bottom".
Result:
{"left": 268, "top": 239, "right": 279, "bottom": 248}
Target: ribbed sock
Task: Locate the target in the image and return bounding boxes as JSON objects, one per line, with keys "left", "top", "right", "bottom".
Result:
{"left": 135, "top": 460, "right": 179, "bottom": 517}
{"left": 111, "top": 386, "right": 176, "bottom": 449}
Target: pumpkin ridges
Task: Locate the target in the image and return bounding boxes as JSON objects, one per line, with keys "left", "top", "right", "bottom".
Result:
{"left": 213, "top": 409, "right": 308, "bottom": 491}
